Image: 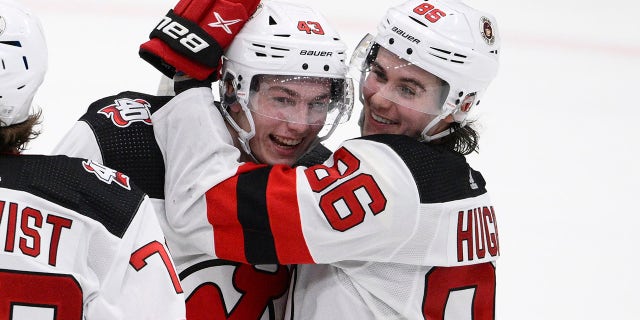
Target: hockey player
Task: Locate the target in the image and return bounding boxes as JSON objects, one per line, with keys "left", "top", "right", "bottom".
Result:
{"left": 53, "top": 0, "right": 353, "bottom": 319}
{"left": 0, "top": 1, "right": 185, "bottom": 319}
{"left": 153, "top": 0, "right": 502, "bottom": 319}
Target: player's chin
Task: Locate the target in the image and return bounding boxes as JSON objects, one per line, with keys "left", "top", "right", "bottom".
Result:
{"left": 265, "top": 154, "right": 297, "bottom": 166}
{"left": 262, "top": 147, "right": 300, "bottom": 166}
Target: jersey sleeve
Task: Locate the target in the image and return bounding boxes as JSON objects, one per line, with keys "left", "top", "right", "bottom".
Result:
{"left": 151, "top": 87, "right": 242, "bottom": 259}
{"left": 206, "top": 140, "right": 497, "bottom": 267}
{"left": 86, "top": 197, "right": 186, "bottom": 319}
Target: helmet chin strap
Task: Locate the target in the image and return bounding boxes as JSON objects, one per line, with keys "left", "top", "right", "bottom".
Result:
{"left": 420, "top": 104, "right": 462, "bottom": 142}
{"left": 236, "top": 131, "right": 258, "bottom": 163}
{"left": 221, "top": 105, "right": 258, "bottom": 162}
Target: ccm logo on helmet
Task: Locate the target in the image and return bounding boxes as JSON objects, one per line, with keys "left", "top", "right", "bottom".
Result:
{"left": 391, "top": 26, "right": 421, "bottom": 44}
{"left": 156, "top": 16, "right": 210, "bottom": 53}
{"left": 300, "top": 50, "right": 333, "bottom": 57}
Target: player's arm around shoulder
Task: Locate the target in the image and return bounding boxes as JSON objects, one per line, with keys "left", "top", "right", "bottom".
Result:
{"left": 295, "top": 137, "right": 426, "bottom": 264}
{"left": 205, "top": 137, "right": 426, "bottom": 265}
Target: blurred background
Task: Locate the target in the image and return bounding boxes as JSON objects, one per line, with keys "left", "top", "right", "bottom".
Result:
{"left": 18, "top": 0, "right": 640, "bottom": 318}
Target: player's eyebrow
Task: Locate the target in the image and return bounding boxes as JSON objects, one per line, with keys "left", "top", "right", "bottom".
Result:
{"left": 267, "top": 85, "right": 331, "bottom": 101}
{"left": 371, "top": 60, "right": 428, "bottom": 92}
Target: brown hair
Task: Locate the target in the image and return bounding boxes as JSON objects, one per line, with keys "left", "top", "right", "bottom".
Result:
{"left": 0, "top": 110, "right": 42, "bottom": 153}
{"left": 438, "top": 121, "right": 480, "bottom": 155}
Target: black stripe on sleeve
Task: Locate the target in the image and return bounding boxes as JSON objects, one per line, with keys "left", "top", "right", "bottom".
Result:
{"left": 236, "top": 166, "right": 278, "bottom": 264}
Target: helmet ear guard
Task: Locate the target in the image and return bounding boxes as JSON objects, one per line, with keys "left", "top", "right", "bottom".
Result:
{"left": 0, "top": 0, "right": 48, "bottom": 127}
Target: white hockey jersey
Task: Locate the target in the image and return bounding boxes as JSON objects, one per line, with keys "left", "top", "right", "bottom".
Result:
{"left": 53, "top": 88, "right": 291, "bottom": 319}
{"left": 0, "top": 154, "right": 185, "bottom": 319}
{"left": 156, "top": 88, "right": 501, "bottom": 319}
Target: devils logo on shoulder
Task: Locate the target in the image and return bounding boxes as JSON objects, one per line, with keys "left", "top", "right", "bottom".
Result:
{"left": 82, "top": 160, "right": 131, "bottom": 190}
{"left": 98, "top": 98, "right": 153, "bottom": 128}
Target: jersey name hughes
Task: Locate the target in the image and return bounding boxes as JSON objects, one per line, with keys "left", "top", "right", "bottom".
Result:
{"left": 456, "top": 206, "right": 499, "bottom": 263}
{"left": 0, "top": 200, "right": 73, "bottom": 267}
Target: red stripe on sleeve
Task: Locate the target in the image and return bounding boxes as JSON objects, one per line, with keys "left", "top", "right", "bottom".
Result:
{"left": 206, "top": 163, "right": 267, "bottom": 264}
{"left": 206, "top": 173, "right": 246, "bottom": 263}
{"left": 266, "top": 165, "right": 314, "bottom": 264}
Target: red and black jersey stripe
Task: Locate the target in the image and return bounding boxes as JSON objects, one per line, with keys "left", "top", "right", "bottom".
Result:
{"left": 207, "top": 163, "right": 313, "bottom": 265}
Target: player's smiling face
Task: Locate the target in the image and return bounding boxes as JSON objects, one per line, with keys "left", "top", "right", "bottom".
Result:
{"left": 361, "top": 47, "right": 450, "bottom": 138}
{"left": 245, "top": 76, "right": 332, "bottom": 165}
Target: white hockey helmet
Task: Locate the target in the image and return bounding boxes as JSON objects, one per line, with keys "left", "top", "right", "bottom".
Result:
{"left": 219, "top": 0, "right": 353, "bottom": 157}
{"left": 350, "top": 0, "right": 500, "bottom": 141}
{"left": 0, "top": 0, "right": 47, "bottom": 127}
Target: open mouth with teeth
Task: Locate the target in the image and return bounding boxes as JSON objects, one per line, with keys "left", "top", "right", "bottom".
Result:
{"left": 271, "top": 134, "right": 304, "bottom": 149}
{"left": 370, "top": 111, "right": 397, "bottom": 125}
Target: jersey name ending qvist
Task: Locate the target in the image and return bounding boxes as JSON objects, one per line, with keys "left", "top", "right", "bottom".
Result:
{"left": 1, "top": 200, "right": 73, "bottom": 267}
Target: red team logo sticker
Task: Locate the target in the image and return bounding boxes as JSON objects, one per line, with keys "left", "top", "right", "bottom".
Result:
{"left": 480, "top": 16, "right": 495, "bottom": 45}
{"left": 82, "top": 160, "right": 131, "bottom": 190}
{"left": 98, "top": 98, "right": 153, "bottom": 128}
{"left": 459, "top": 92, "right": 477, "bottom": 113}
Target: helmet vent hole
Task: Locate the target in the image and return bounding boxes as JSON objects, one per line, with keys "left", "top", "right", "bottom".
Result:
{"left": 429, "top": 53, "right": 447, "bottom": 61}
{"left": 431, "top": 47, "right": 450, "bottom": 55}
{"left": 269, "top": 16, "right": 277, "bottom": 25}
{"left": 1, "top": 59, "right": 5, "bottom": 70}
{"left": 408, "top": 16, "right": 427, "bottom": 28}
{"left": 430, "top": 47, "right": 467, "bottom": 64}
{"left": 22, "top": 56, "right": 29, "bottom": 70}
{"left": 255, "top": 52, "right": 267, "bottom": 57}
{"left": 0, "top": 40, "right": 22, "bottom": 47}
{"left": 17, "top": 85, "right": 25, "bottom": 90}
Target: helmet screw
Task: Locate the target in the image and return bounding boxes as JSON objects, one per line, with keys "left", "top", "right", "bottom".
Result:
{"left": 324, "top": 65, "right": 330, "bottom": 71}
{"left": 458, "top": 91, "right": 464, "bottom": 97}
{"left": 389, "top": 38, "right": 395, "bottom": 45}
{"left": 238, "top": 75, "right": 243, "bottom": 82}
{"left": 302, "top": 63, "right": 309, "bottom": 70}
{"left": 406, "top": 48, "right": 413, "bottom": 55}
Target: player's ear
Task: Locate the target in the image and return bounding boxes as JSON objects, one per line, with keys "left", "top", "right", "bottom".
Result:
{"left": 222, "top": 76, "right": 242, "bottom": 113}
